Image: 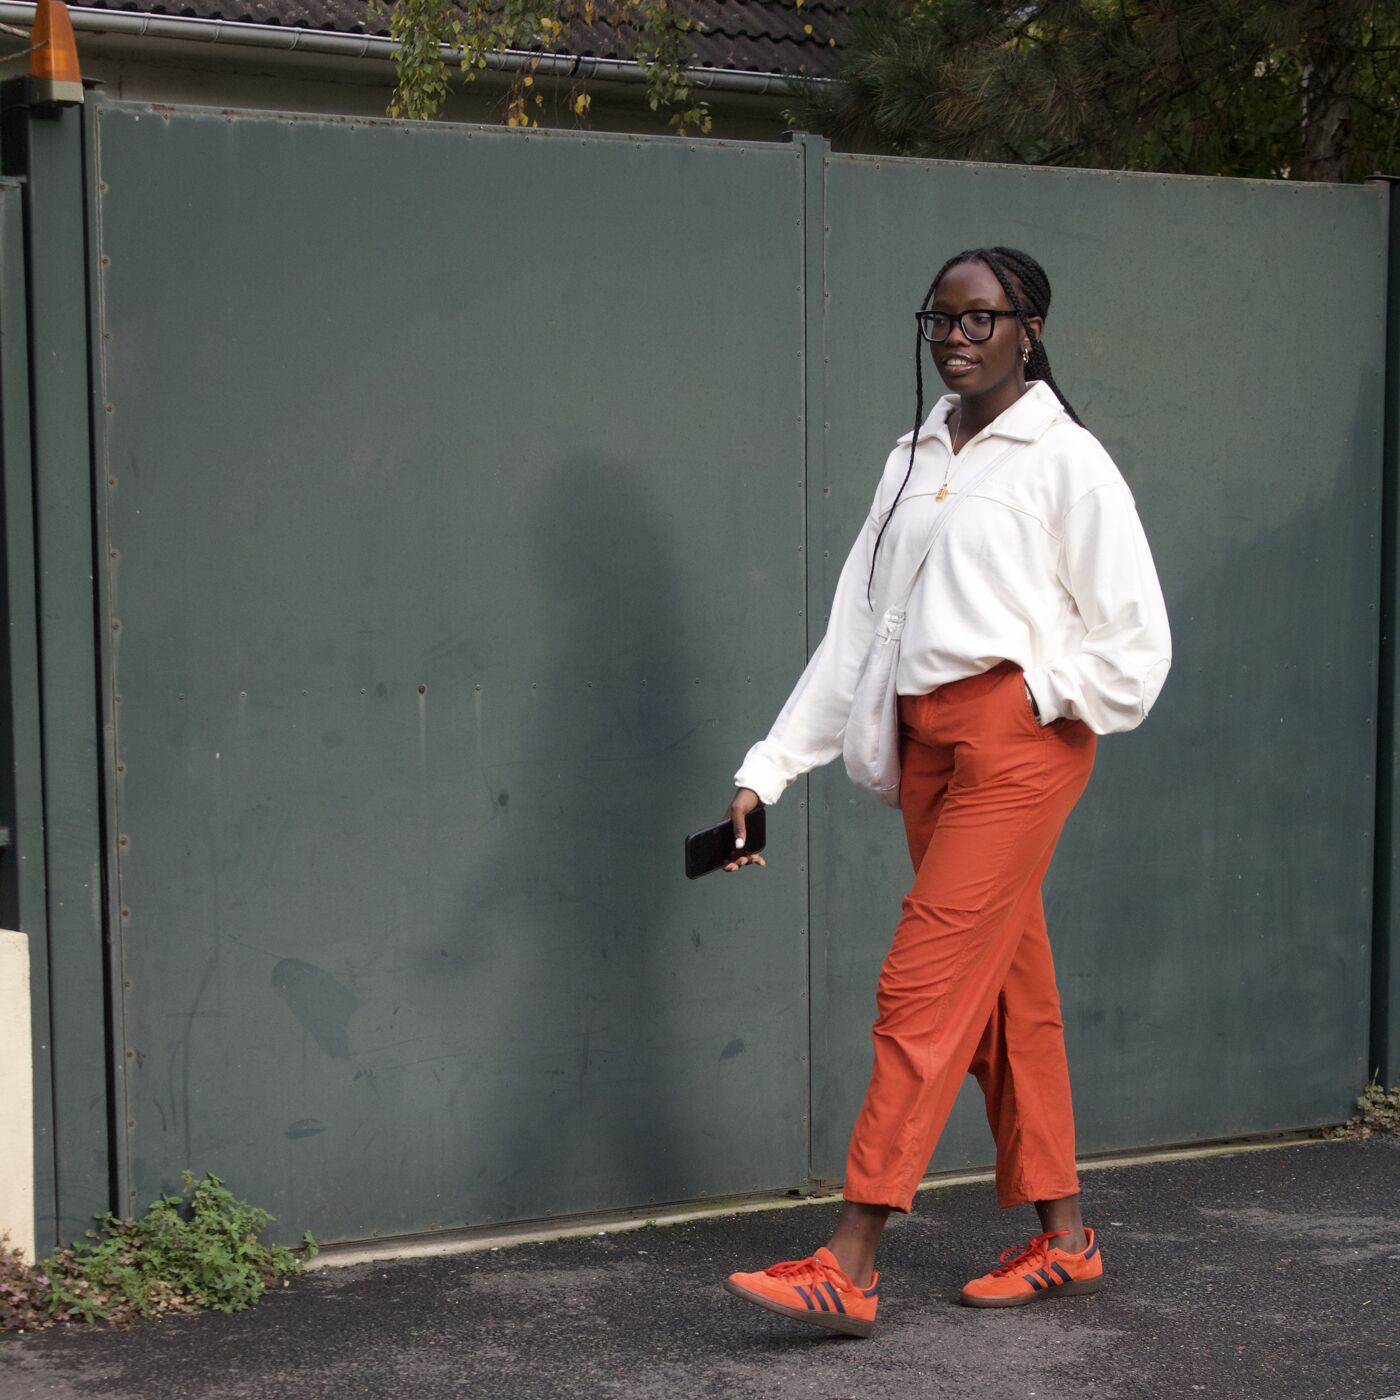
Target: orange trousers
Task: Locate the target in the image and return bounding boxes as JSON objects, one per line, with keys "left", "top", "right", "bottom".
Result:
{"left": 843, "top": 660, "right": 1097, "bottom": 1213}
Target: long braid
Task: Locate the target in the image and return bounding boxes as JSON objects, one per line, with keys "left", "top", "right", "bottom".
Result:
{"left": 865, "top": 247, "right": 1080, "bottom": 607}
{"left": 982, "top": 247, "right": 1082, "bottom": 427}
{"left": 863, "top": 272, "right": 941, "bottom": 609}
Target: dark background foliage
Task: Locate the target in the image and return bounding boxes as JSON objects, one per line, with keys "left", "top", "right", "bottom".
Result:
{"left": 789, "top": 0, "right": 1399, "bottom": 181}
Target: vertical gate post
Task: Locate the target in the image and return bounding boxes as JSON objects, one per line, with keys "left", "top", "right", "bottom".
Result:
{"left": 1369, "top": 174, "right": 1400, "bottom": 1090}
{"left": 782, "top": 128, "right": 829, "bottom": 1182}
{"left": 0, "top": 79, "right": 113, "bottom": 1246}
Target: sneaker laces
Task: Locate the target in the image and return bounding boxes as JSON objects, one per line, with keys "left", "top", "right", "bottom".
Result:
{"left": 989, "top": 1230, "right": 1069, "bottom": 1278}
{"left": 766, "top": 1254, "right": 840, "bottom": 1286}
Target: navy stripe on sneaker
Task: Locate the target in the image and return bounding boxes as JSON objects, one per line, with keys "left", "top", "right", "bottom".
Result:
{"left": 821, "top": 1281, "right": 846, "bottom": 1314}
{"left": 1050, "top": 1262, "right": 1073, "bottom": 1285}
{"left": 1035, "top": 1267, "right": 1056, "bottom": 1288}
{"left": 1025, "top": 1273, "right": 1043, "bottom": 1290}
{"left": 1084, "top": 1239, "right": 1098, "bottom": 1259}
{"left": 811, "top": 1285, "right": 831, "bottom": 1312}
{"left": 862, "top": 1284, "right": 879, "bottom": 1298}
{"left": 795, "top": 1285, "right": 816, "bottom": 1310}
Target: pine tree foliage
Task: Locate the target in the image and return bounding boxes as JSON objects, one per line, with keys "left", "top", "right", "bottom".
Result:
{"left": 789, "top": 0, "right": 1399, "bottom": 181}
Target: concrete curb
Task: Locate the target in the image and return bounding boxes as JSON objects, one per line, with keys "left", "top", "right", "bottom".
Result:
{"left": 305, "top": 1129, "right": 1331, "bottom": 1271}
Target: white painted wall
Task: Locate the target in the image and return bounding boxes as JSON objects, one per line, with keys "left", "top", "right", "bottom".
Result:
{"left": 0, "top": 928, "right": 35, "bottom": 1264}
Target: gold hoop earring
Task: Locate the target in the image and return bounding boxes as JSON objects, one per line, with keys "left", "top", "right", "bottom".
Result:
{"left": 1021, "top": 345, "right": 1031, "bottom": 364}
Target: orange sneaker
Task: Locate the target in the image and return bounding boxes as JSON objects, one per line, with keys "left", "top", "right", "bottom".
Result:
{"left": 959, "top": 1227, "right": 1104, "bottom": 1308}
{"left": 724, "top": 1246, "right": 879, "bottom": 1337}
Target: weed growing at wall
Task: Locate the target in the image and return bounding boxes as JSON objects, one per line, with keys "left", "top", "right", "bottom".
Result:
{"left": 0, "top": 1172, "right": 317, "bottom": 1331}
{"left": 1328, "top": 1077, "right": 1400, "bottom": 1140}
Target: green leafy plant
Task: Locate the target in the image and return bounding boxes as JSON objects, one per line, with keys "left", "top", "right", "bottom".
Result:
{"left": 1329, "top": 1076, "right": 1400, "bottom": 1140}
{"left": 0, "top": 1172, "right": 318, "bottom": 1331}
{"left": 375, "top": 0, "right": 712, "bottom": 133}
{"left": 0, "top": 1239, "right": 57, "bottom": 1331}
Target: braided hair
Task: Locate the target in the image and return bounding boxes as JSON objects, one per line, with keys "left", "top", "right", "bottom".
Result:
{"left": 865, "top": 246, "right": 1082, "bottom": 607}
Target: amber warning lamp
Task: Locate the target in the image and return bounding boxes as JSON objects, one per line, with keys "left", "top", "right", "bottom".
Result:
{"left": 29, "top": 0, "right": 83, "bottom": 106}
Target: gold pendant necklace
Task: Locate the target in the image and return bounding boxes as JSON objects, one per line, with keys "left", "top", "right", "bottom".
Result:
{"left": 936, "top": 411, "right": 960, "bottom": 501}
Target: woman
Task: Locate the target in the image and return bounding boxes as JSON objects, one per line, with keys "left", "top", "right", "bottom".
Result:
{"left": 719, "top": 247, "right": 1171, "bottom": 1339}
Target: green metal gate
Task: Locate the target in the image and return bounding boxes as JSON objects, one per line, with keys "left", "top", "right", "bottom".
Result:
{"left": 2, "top": 91, "right": 1394, "bottom": 1249}
{"left": 88, "top": 103, "right": 813, "bottom": 1243}
{"left": 807, "top": 154, "right": 1390, "bottom": 1182}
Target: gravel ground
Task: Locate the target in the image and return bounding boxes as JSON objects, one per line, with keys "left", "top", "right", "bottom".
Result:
{"left": 2, "top": 1137, "right": 1398, "bottom": 1400}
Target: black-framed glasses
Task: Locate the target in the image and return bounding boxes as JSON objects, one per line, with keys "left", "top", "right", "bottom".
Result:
{"left": 917, "top": 309, "right": 1019, "bottom": 344}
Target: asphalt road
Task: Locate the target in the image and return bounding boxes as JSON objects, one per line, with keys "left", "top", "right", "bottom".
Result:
{"left": 3, "top": 1137, "right": 1398, "bottom": 1400}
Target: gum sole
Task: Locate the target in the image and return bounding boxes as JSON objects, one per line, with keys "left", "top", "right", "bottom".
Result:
{"left": 722, "top": 1278, "right": 874, "bottom": 1338}
{"left": 959, "top": 1276, "right": 1104, "bottom": 1308}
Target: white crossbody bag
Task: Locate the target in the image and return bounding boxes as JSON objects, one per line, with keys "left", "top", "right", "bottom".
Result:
{"left": 842, "top": 440, "right": 1024, "bottom": 807}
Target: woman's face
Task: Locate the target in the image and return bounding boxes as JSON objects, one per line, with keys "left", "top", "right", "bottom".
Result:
{"left": 928, "top": 260, "right": 1042, "bottom": 400}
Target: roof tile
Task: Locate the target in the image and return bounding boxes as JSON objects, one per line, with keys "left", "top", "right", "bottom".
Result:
{"left": 83, "top": 0, "right": 846, "bottom": 74}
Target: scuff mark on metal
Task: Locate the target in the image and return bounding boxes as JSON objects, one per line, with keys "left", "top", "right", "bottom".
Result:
{"left": 272, "top": 957, "right": 357, "bottom": 1059}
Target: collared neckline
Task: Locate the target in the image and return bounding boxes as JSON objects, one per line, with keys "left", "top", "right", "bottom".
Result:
{"left": 895, "top": 378, "right": 1066, "bottom": 448}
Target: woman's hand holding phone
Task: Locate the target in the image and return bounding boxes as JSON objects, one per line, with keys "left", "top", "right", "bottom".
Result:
{"left": 723, "top": 788, "right": 767, "bottom": 872}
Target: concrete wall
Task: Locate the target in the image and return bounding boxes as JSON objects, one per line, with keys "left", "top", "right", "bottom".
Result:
{"left": 0, "top": 929, "right": 34, "bottom": 1263}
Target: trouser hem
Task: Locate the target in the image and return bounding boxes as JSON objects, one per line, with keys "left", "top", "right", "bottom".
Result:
{"left": 842, "top": 1184, "right": 914, "bottom": 1213}
{"left": 996, "top": 1178, "right": 1081, "bottom": 1209}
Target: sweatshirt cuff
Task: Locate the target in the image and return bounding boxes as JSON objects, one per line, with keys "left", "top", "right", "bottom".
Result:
{"left": 1021, "top": 667, "right": 1062, "bottom": 725}
{"left": 733, "top": 750, "right": 791, "bottom": 808}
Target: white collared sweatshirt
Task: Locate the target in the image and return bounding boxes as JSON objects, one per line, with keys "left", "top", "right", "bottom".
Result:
{"left": 734, "top": 380, "right": 1172, "bottom": 807}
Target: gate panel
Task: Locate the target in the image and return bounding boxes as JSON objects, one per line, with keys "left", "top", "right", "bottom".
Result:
{"left": 92, "top": 102, "right": 810, "bottom": 1241}
{"left": 810, "top": 158, "right": 1388, "bottom": 1181}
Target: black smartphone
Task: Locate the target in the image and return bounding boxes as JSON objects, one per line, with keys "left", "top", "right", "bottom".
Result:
{"left": 685, "top": 805, "right": 766, "bottom": 879}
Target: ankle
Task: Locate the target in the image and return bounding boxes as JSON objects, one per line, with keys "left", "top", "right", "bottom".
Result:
{"left": 826, "top": 1243, "right": 875, "bottom": 1289}
{"left": 1053, "top": 1227, "right": 1088, "bottom": 1253}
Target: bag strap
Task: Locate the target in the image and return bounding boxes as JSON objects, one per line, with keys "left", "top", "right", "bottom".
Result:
{"left": 890, "top": 439, "right": 1023, "bottom": 610}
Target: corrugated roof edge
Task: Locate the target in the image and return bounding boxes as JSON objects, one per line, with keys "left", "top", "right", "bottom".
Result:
{"left": 0, "top": 0, "right": 843, "bottom": 84}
